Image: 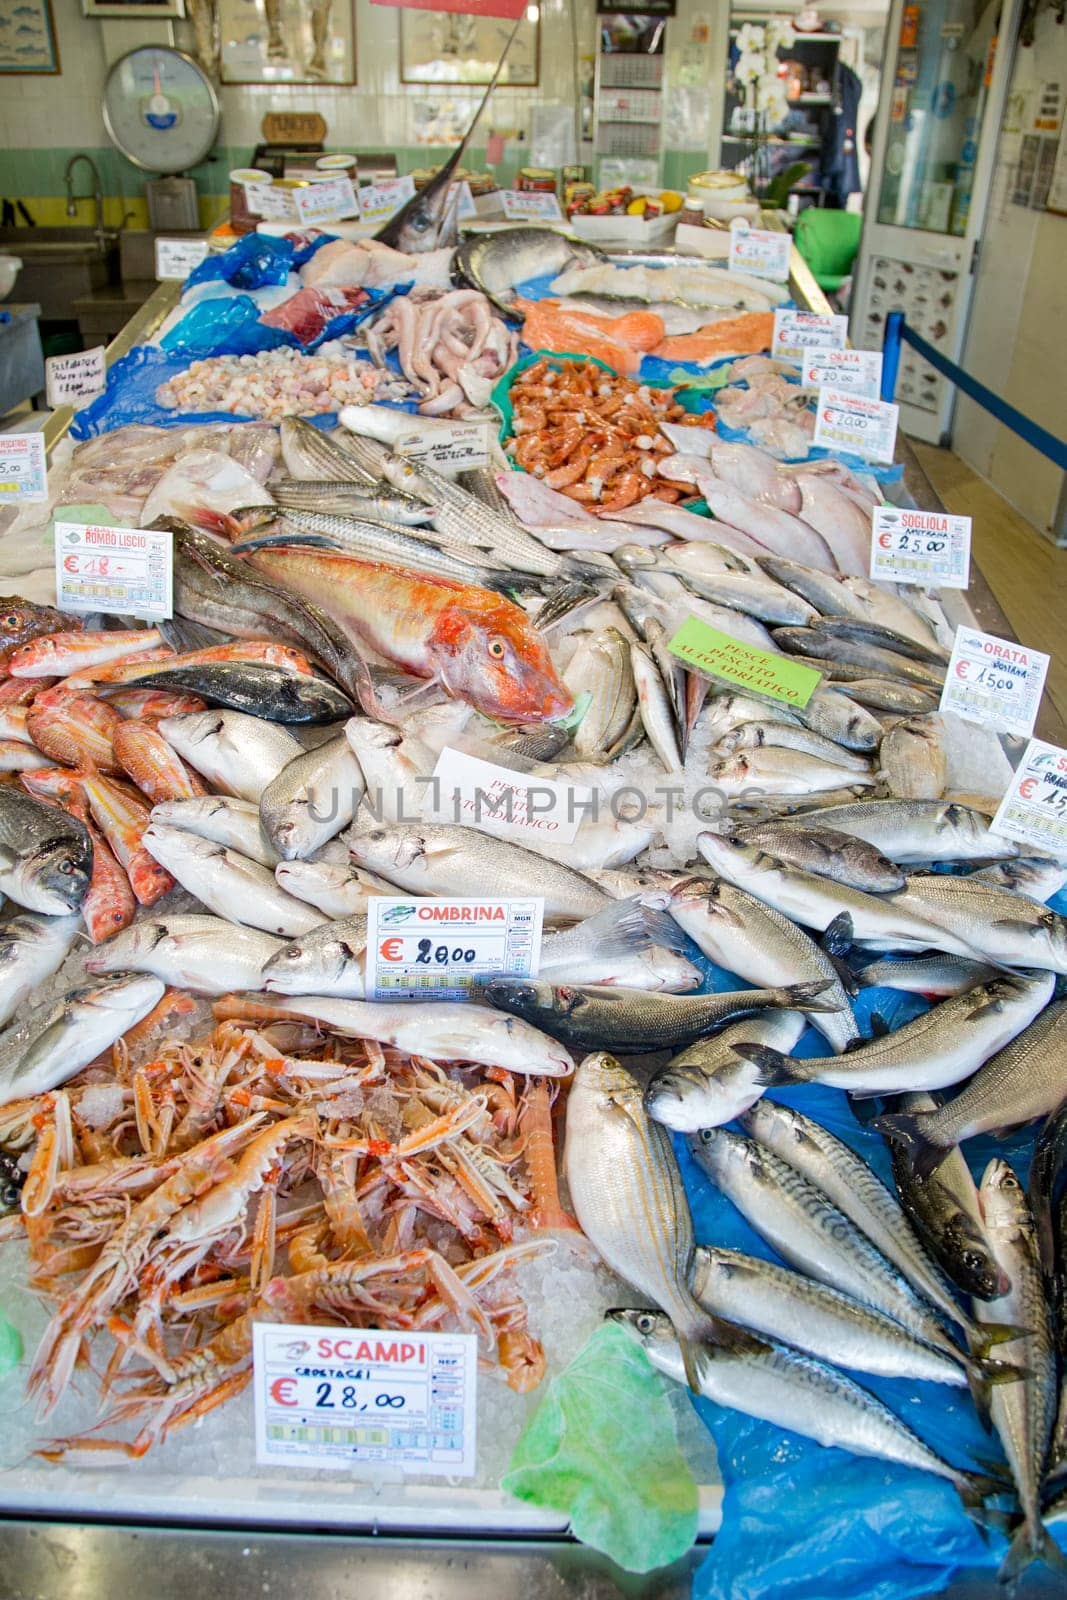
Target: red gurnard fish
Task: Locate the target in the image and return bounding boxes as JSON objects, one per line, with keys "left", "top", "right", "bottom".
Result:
{"left": 63, "top": 640, "right": 315, "bottom": 691}
{"left": 244, "top": 550, "right": 572, "bottom": 724}
{"left": 8, "top": 628, "right": 165, "bottom": 677}
{"left": 112, "top": 719, "right": 206, "bottom": 805}
{"left": 80, "top": 772, "right": 175, "bottom": 906}
{"left": 0, "top": 675, "right": 57, "bottom": 707}
{"left": 27, "top": 692, "right": 122, "bottom": 773}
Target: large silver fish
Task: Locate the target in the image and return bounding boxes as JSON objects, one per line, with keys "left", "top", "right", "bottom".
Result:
{"left": 149, "top": 796, "right": 279, "bottom": 868}
{"left": 259, "top": 736, "right": 365, "bottom": 862}
{"left": 84, "top": 914, "right": 284, "bottom": 995}
{"left": 894, "top": 873, "right": 1067, "bottom": 972}
{"left": 158, "top": 710, "right": 303, "bottom": 805}
{"left": 260, "top": 915, "right": 367, "bottom": 997}
{"left": 0, "top": 973, "right": 165, "bottom": 1106}
{"left": 0, "top": 787, "right": 93, "bottom": 916}
{"left": 732, "top": 819, "right": 905, "bottom": 894}
{"left": 643, "top": 1010, "right": 806, "bottom": 1132}
{"left": 539, "top": 898, "right": 701, "bottom": 992}
{"left": 0, "top": 912, "right": 81, "bottom": 1031}
{"left": 768, "top": 799, "right": 1016, "bottom": 864}
{"left": 142, "top": 824, "right": 325, "bottom": 937}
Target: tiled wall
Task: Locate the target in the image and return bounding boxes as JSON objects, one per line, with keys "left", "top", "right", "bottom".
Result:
{"left": 0, "top": 0, "right": 718, "bottom": 218}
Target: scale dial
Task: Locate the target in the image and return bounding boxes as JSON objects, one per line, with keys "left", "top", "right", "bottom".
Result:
{"left": 102, "top": 46, "right": 220, "bottom": 175}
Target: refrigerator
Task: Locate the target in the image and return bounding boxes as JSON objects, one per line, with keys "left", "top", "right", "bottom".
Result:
{"left": 849, "top": 0, "right": 1020, "bottom": 444}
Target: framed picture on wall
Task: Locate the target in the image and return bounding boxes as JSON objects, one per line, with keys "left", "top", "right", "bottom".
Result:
{"left": 219, "top": 0, "right": 355, "bottom": 83}
{"left": 83, "top": 0, "right": 185, "bottom": 16}
{"left": 0, "top": 0, "right": 60, "bottom": 73}
{"left": 399, "top": 9, "right": 538, "bottom": 86}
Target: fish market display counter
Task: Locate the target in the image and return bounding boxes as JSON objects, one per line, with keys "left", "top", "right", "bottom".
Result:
{"left": 0, "top": 236, "right": 1061, "bottom": 1600}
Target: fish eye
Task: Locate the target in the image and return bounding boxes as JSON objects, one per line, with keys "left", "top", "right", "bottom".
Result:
{"left": 635, "top": 1313, "right": 656, "bottom": 1334}
{"left": 699, "top": 1127, "right": 714, "bottom": 1143}
{"left": 58, "top": 858, "right": 76, "bottom": 876}
{"left": 487, "top": 637, "right": 507, "bottom": 660}
{"left": 3, "top": 614, "right": 19, "bottom": 628}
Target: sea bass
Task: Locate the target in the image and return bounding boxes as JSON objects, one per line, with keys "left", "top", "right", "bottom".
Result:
{"left": 0, "top": 911, "right": 81, "bottom": 1031}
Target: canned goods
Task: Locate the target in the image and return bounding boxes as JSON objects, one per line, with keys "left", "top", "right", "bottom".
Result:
{"left": 517, "top": 167, "right": 557, "bottom": 193}
{"left": 229, "top": 167, "right": 273, "bottom": 234}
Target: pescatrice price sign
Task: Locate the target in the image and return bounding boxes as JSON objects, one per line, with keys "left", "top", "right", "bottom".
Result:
{"left": 992, "top": 738, "right": 1067, "bottom": 853}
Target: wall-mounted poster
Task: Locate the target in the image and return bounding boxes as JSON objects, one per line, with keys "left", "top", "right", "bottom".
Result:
{"left": 399, "top": 9, "right": 538, "bottom": 85}
{"left": 83, "top": 0, "right": 184, "bottom": 16}
{"left": 220, "top": 0, "right": 355, "bottom": 83}
{"left": 0, "top": 0, "right": 59, "bottom": 73}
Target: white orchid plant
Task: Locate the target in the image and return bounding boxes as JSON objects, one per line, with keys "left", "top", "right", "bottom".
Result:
{"left": 729, "top": 14, "right": 798, "bottom": 193}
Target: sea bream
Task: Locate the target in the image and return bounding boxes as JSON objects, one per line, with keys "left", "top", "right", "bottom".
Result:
{"left": 0, "top": 786, "right": 93, "bottom": 915}
{"left": 85, "top": 914, "right": 285, "bottom": 995}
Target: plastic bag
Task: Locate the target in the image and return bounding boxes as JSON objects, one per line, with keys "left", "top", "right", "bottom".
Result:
{"left": 185, "top": 232, "right": 294, "bottom": 292}
{"left": 161, "top": 295, "right": 291, "bottom": 359}
{"left": 69, "top": 344, "right": 260, "bottom": 437}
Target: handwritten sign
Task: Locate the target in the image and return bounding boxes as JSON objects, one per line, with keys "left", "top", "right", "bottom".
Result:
{"left": 45, "top": 346, "right": 106, "bottom": 409}
{"left": 772, "top": 310, "right": 847, "bottom": 363}
{"left": 253, "top": 1323, "right": 477, "bottom": 1476}
{"left": 991, "top": 739, "right": 1067, "bottom": 853}
{"left": 425, "top": 747, "right": 588, "bottom": 845}
{"left": 357, "top": 175, "right": 416, "bottom": 226}
{"left": 293, "top": 176, "right": 360, "bottom": 226}
{"left": 728, "top": 220, "right": 791, "bottom": 282}
{"left": 366, "top": 896, "right": 543, "bottom": 1001}
{"left": 245, "top": 183, "right": 299, "bottom": 222}
{"left": 940, "top": 625, "right": 1049, "bottom": 739}
{"left": 803, "top": 349, "right": 883, "bottom": 398}
{"left": 500, "top": 189, "right": 564, "bottom": 222}
{"left": 155, "top": 237, "right": 209, "bottom": 281}
{"left": 813, "top": 387, "right": 899, "bottom": 464}
{"left": 394, "top": 420, "right": 490, "bottom": 472}
{"left": 0, "top": 433, "right": 47, "bottom": 502}
{"left": 668, "top": 617, "right": 822, "bottom": 707}
{"left": 55, "top": 520, "right": 173, "bottom": 620}
{"left": 870, "top": 505, "right": 971, "bottom": 589}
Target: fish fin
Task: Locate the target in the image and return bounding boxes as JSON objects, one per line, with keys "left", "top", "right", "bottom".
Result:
{"left": 867, "top": 1113, "right": 949, "bottom": 1180}
{"left": 998, "top": 1519, "right": 1067, "bottom": 1584}
{"left": 842, "top": 1033, "right": 869, "bottom": 1054}
{"left": 952, "top": 1469, "right": 1006, "bottom": 1520}
{"left": 781, "top": 977, "right": 840, "bottom": 1014}
{"left": 991, "top": 916, "right": 1046, "bottom": 933}
{"left": 965, "top": 1356, "right": 1030, "bottom": 1431}
{"left": 968, "top": 1322, "right": 1031, "bottom": 1355}
{"left": 870, "top": 1011, "right": 891, "bottom": 1037}
{"left": 819, "top": 913, "right": 859, "bottom": 995}
{"left": 730, "top": 1043, "right": 804, "bottom": 1087}
{"left": 157, "top": 617, "right": 228, "bottom": 651}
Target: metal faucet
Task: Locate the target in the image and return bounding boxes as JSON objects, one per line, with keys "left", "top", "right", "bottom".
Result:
{"left": 63, "top": 154, "right": 107, "bottom": 253}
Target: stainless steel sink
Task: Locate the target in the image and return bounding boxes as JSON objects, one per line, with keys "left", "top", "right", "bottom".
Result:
{"left": 0, "top": 227, "right": 119, "bottom": 319}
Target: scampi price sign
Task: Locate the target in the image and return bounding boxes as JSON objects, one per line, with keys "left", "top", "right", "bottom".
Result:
{"left": 992, "top": 739, "right": 1067, "bottom": 853}
{"left": 940, "top": 625, "right": 1049, "bottom": 739}
{"left": 366, "top": 895, "right": 543, "bottom": 1001}
{"left": 870, "top": 505, "right": 971, "bottom": 589}
{"left": 812, "top": 387, "right": 899, "bottom": 463}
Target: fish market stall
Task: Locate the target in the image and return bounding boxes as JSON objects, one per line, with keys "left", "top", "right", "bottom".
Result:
{"left": 2, "top": 214, "right": 1067, "bottom": 1600}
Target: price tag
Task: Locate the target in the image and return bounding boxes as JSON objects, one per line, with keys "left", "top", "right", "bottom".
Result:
{"left": 772, "top": 310, "right": 847, "bottom": 363}
{"left": 366, "top": 896, "right": 543, "bottom": 1001}
{"left": 940, "top": 625, "right": 1049, "bottom": 739}
{"left": 155, "top": 237, "right": 209, "bottom": 281}
{"left": 246, "top": 183, "right": 299, "bottom": 222}
{"left": 425, "top": 746, "right": 589, "bottom": 846}
{"left": 451, "top": 180, "right": 477, "bottom": 220}
{"left": 55, "top": 521, "right": 173, "bottom": 620}
{"left": 991, "top": 739, "right": 1067, "bottom": 853}
{"left": 253, "top": 1323, "right": 477, "bottom": 1477}
{"left": 727, "top": 219, "right": 791, "bottom": 283}
{"left": 358, "top": 175, "right": 416, "bottom": 226}
{"left": 668, "top": 616, "right": 821, "bottom": 707}
{"left": 293, "top": 176, "right": 361, "bottom": 226}
{"left": 813, "top": 387, "right": 899, "bottom": 464}
{"left": 870, "top": 505, "right": 971, "bottom": 589}
{"left": 500, "top": 189, "right": 565, "bottom": 222}
{"left": 0, "top": 433, "right": 47, "bottom": 503}
{"left": 394, "top": 420, "right": 490, "bottom": 472}
{"left": 803, "top": 348, "right": 883, "bottom": 398}
{"left": 45, "top": 346, "right": 106, "bottom": 409}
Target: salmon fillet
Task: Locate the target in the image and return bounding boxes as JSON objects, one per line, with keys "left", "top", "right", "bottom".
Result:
{"left": 653, "top": 311, "right": 775, "bottom": 366}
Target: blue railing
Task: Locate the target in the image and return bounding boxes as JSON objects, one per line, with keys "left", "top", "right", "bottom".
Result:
{"left": 881, "top": 309, "right": 1067, "bottom": 473}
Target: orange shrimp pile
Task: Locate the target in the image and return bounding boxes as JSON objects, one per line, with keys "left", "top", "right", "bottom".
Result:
{"left": 4, "top": 1006, "right": 564, "bottom": 1462}
{"left": 504, "top": 357, "right": 716, "bottom": 514}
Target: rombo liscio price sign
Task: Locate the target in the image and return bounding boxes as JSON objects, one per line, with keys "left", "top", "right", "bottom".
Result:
{"left": 55, "top": 521, "right": 173, "bottom": 620}
{"left": 992, "top": 739, "right": 1067, "bottom": 853}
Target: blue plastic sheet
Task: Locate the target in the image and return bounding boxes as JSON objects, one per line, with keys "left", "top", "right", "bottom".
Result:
{"left": 160, "top": 285, "right": 398, "bottom": 359}
{"left": 185, "top": 232, "right": 293, "bottom": 291}
{"left": 675, "top": 894, "right": 1067, "bottom": 1600}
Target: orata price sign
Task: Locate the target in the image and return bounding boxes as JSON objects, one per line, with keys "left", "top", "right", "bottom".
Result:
{"left": 992, "top": 739, "right": 1067, "bottom": 853}
{"left": 940, "top": 625, "right": 1049, "bottom": 739}
{"left": 365, "top": 895, "right": 543, "bottom": 1001}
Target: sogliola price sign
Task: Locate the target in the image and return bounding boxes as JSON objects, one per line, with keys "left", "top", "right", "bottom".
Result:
{"left": 870, "top": 505, "right": 971, "bottom": 589}
{"left": 253, "top": 1323, "right": 478, "bottom": 1476}
{"left": 365, "top": 896, "right": 544, "bottom": 1001}
{"left": 812, "top": 387, "right": 899, "bottom": 464}
{"left": 727, "top": 220, "right": 791, "bottom": 283}
{"left": 940, "top": 625, "right": 1049, "bottom": 739}
{"left": 991, "top": 739, "right": 1067, "bottom": 853}
{"left": 771, "top": 310, "right": 847, "bottom": 363}
{"left": 54, "top": 521, "right": 173, "bottom": 620}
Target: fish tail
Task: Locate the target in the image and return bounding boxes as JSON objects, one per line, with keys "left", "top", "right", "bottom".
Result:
{"left": 998, "top": 1518, "right": 1067, "bottom": 1583}
{"left": 730, "top": 1042, "right": 806, "bottom": 1088}
{"left": 780, "top": 978, "right": 841, "bottom": 1014}
{"left": 570, "top": 896, "right": 683, "bottom": 960}
{"left": 868, "top": 1112, "right": 948, "bottom": 1180}
{"left": 679, "top": 1310, "right": 764, "bottom": 1392}
{"left": 967, "top": 1321, "right": 1031, "bottom": 1355}
{"left": 964, "top": 1355, "right": 1030, "bottom": 1431}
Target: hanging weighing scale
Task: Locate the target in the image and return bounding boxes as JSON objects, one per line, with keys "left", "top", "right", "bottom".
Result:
{"left": 102, "top": 46, "right": 221, "bottom": 231}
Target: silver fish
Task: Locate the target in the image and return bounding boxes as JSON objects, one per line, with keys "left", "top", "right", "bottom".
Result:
{"left": 897, "top": 873, "right": 1067, "bottom": 971}
{"left": 149, "top": 796, "right": 279, "bottom": 868}
{"left": 631, "top": 639, "right": 683, "bottom": 774}
{"left": 880, "top": 714, "right": 947, "bottom": 800}
{"left": 710, "top": 747, "right": 877, "bottom": 797}
{"left": 158, "top": 711, "right": 303, "bottom": 805}
{"left": 773, "top": 627, "right": 945, "bottom": 688}
{"left": 795, "top": 689, "right": 884, "bottom": 752}
{"left": 142, "top": 824, "right": 325, "bottom": 937}
{"left": 280, "top": 417, "right": 381, "bottom": 485}
{"left": 731, "top": 970, "right": 1055, "bottom": 1098}
{"left": 260, "top": 736, "right": 365, "bottom": 861}
{"left": 0, "top": 973, "right": 165, "bottom": 1106}
{"left": 0, "top": 786, "right": 93, "bottom": 915}
{"left": 381, "top": 453, "right": 564, "bottom": 579}
{"left": 614, "top": 544, "right": 816, "bottom": 625}
{"left": 611, "top": 1309, "right": 996, "bottom": 1508}
{"left": 830, "top": 679, "right": 940, "bottom": 715}
{"left": 643, "top": 1010, "right": 806, "bottom": 1131}
{"left": 453, "top": 226, "right": 604, "bottom": 318}
{"left": 261, "top": 915, "right": 368, "bottom": 997}
{"left": 274, "top": 859, "right": 398, "bottom": 918}
{"left": 0, "top": 912, "right": 81, "bottom": 1031}
{"left": 976, "top": 1160, "right": 1063, "bottom": 1583}
{"left": 231, "top": 520, "right": 502, "bottom": 590}
{"left": 563, "top": 628, "right": 638, "bottom": 763}
{"left": 732, "top": 820, "right": 905, "bottom": 894}
{"left": 970, "top": 857, "right": 1067, "bottom": 902}
{"left": 713, "top": 720, "right": 872, "bottom": 772}
{"left": 348, "top": 823, "right": 610, "bottom": 923}
{"left": 539, "top": 898, "right": 701, "bottom": 992}
{"left": 768, "top": 799, "right": 1017, "bottom": 864}
{"left": 874, "top": 1000, "right": 1067, "bottom": 1175}
{"left": 856, "top": 953, "right": 998, "bottom": 996}
{"left": 667, "top": 875, "right": 858, "bottom": 1053}
{"left": 269, "top": 479, "right": 433, "bottom": 526}
{"left": 692, "top": 1245, "right": 972, "bottom": 1387}
{"left": 757, "top": 558, "right": 941, "bottom": 650}
{"left": 565, "top": 1052, "right": 747, "bottom": 1389}
{"left": 84, "top": 914, "right": 284, "bottom": 995}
